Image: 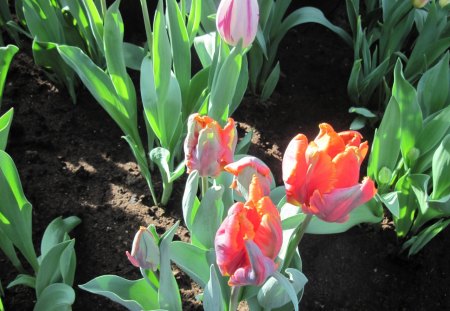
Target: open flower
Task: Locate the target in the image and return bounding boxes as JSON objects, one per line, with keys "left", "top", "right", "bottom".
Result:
{"left": 225, "top": 156, "right": 272, "bottom": 200}
{"left": 126, "top": 226, "right": 159, "bottom": 271}
{"left": 184, "top": 113, "right": 237, "bottom": 177}
{"left": 282, "top": 123, "right": 377, "bottom": 223}
{"left": 216, "top": 0, "right": 259, "bottom": 48}
{"left": 215, "top": 175, "right": 282, "bottom": 286}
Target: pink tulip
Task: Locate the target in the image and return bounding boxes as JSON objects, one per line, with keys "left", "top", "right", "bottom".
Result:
{"left": 216, "top": 0, "right": 259, "bottom": 48}
{"left": 126, "top": 227, "right": 159, "bottom": 270}
{"left": 184, "top": 113, "right": 237, "bottom": 177}
{"left": 215, "top": 175, "right": 282, "bottom": 286}
{"left": 282, "top": 123, "right": 377, "bottom": 223}
{"left": 224, "top": 156, "right": 272, "bottom": 199}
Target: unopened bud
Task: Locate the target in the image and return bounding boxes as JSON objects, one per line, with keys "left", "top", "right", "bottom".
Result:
{"left": 407, "top": 147, "right": 420, "bottom": 165}
{"left": 439, "top": 0, "right": 450, "bottom": 7}
{"left": 412, "top": 0, "right": 429, "bottom": 8}
{"left": 378, "top": 167, "right": 392, "bottom": 185}
{"left": 126, "top": 226, "right": 160, "bottom": 271}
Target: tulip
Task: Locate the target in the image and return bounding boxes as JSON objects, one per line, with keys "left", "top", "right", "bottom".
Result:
{"left": 412, "top": 0, "right": 429, "bottom": 8}
{"left": 184, "top": 113, "right": 237, "bottom": 177}
{"left": 215, "top": 175, "right": 282, "bottom": 286}
{"left": 216, "top": 0, "right": 259, "bottom": 48}
{"left": 224, "top": 156, "right": 272, "bottom": 199}
{"left": 282, "top": 123, "right": 377, "bottom": 223}
{"left": 126, "top": 226, "right": 160, "bottom": 271}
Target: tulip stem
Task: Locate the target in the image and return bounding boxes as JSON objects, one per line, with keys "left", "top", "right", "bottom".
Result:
{"left": 229, "top": 286, "right": 242, "bottom": 311}
{"left": 201, "top": 177, "right": 209, "bottom": 198}
{"left": 100, "top": 0, "right": 107, "bottom": 17}
{"left": 282, "top": 214, "right": 313, "bottom": 271}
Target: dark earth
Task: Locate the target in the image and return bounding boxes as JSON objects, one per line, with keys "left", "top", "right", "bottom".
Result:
{"left": 1, "top": 1, "right": 449, "bottom": 310}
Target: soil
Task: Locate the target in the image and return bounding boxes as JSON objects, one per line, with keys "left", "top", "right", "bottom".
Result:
{"left": 1, "top": 1, "right": 449, "bottom": 310}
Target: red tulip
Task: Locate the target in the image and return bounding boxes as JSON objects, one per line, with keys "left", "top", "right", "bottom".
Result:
{"left": 224, "top": 156, "right": 272, "bottom": 199}
{"left": 216, "top": 0, "right": 259, "bottom": 48}
{"left": 215, "top": 175, "right": 282, "bottom": 286}
{"left": 282, "top": 123, "right": 376, "bottom": 223}
{"left": 184, "top": 113, "right": 237, "bottom": 177}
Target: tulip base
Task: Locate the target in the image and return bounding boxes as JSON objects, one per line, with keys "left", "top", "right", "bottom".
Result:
{"left": 282, "top": 214, "right": 313, "bottom": 271}
{"left": 229, "top": 286, "right": 242, "bottom": 311}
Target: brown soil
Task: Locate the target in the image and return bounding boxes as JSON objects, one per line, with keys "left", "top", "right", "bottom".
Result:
{"left": 1, "top": 1, "right": 449, "bottom": 310}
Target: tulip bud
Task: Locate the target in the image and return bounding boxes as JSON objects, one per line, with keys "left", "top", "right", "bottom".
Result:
{"left": 440, "top": 0, "right": 450, "bottom": 7}
{"left": 216, "top": 0, "right": 259, "bottom": 48}
{"left": 378, "top": 167, "right": 392, "bottom": 185}
{"left": 126, "top": 226, "right": 160, "bottom": 271}
{"left": 412, "top": 0, "right": 429, "bottom": 8}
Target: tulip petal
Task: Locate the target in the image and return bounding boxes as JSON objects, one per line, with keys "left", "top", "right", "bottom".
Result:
{"left": 314, "top": 123, "right": 346, "bottom": 158}
{"left": 229, "top": 240, "right": 277, "bottom": 286}
{"left": 283, "top": 134, "right": 309, "bottom": 205}
{"left": 333, "top": 147, "right": 360, "bottom": 188}
{"left": 309, "top": 178, "right": 377, "bottom": 223}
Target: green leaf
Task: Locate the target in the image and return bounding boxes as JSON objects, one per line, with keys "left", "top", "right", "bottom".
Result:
{"left": 35, "top": 240, "right": 74, "bottom": 297}
{"left": 0, "top": 45, "right": 19, "bottom": 105}
{"left": 257, "top": 269, "right": 307, "bottom": 311}
{"left": 417, "top": 53, "right": 449, "bottom": 117}
{"left": 260, "top": 62, "right": 280, "bottom": 102}
{"left": 166, "top": 0, "right": 190, "bottom": 101}
{"left": 402, "top": 219, "right": 450, "bottom": 256}
{"left": 394, "top": 174, "right": 418, "bottom": 238}
{"left": 170, "top": 241, "right": 211, "bottom": 288}
{"left": 104, "top": 0, "right": 137, "bottom": 124}
{"left": 0, "top": 151, "right": 38, "bottom": 272}
{"left": 153, "top": 0, "right": 172, "bottom": 103}
{"left": 379, "top": 192, "right": 400, "bottom": 218}
{"left": 7, "top": 274, "right": 36, "bottom": 289}
{"left": 181, "top": 170, "right": 200, "bottom": 230}
{"left": 193, "top": 33, "right": 216, "bottom": 68}
{"left": 123, "top": 42, "right": 145, "bottom": 71}
{"left": 79, "top": 275, "right": 159, "bottom": 311}
{"left": 158, "top": 221, "right": 182, "bottom": 311}
{"left": 40, "top": 216, "right": 81, "bottom": 258}
{"left": 33, "top": 283, "right": 75, "bottom": 311}
{"left": 410, "top": 174, "right": 430, "bottom": 214}
{"left": 32, "top": 39, "right": 77, "bottom": 103}
{"left": 349, "top": 106, "right": 377, "bottom": 118}
{"left": 57, "top": 45, "right": 136, "bottom": 139}
{"left": 192, "top": 184, "right": 224, "bottom": 249}
{"left": 432, "top": 135, "right": 450, "bottom": 200}
{"left": 305, "top": 200, "right": 382, "bottom": 234}
{"left": 0, "top": 225, "right": 24, "bottom": 273}
{"left": 392, "top": 60, "right": 423, "bottom": 168}
{"left": 209, "top": 43, "right": 243, "bottom": 123}
{"left": 278, "top": 7, "right": 352, "bottom": 47}
{"left": 0, "top": 108, "right": 14, "bottom": 151}
{"left": 203, "top": 265, "right": 225, "bottom": 311}
{"left": 235, "top": 130, "right": 253, "bottom": 155}
{"left": 367, "top": 97, "right": 401, "bottom": 183}
{"left": 349, "top": 116, "right": 366, "bottom": 130}
{"left": 186, "top": 0, "right": 201, "bottom": 45}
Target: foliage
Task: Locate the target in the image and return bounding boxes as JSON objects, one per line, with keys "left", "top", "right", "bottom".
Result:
{"left": 367, "top": 57, "right": 450, "bottom": 256}
{"left": 346, "top": 0, "right": 450, "bottom": 128}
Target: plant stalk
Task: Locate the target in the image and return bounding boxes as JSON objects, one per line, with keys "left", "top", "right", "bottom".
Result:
{"left": 282, "top": 214, "right": 313, "bottom": 271}
{"left": 229, "top": 286, "right": 242, "bottom": 311}
{"left": 201, "top": 176, "right": 209, "bottom": 198}
{"left": 100, "top": 0, "right": 107, "bottom": 18}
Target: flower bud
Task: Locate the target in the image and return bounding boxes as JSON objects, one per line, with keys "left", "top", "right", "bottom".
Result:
{"left": 407, "top": 147, "right": 420, "bottom": 165}
{"left": 378, "top": 167, "right": 392, "bottom": 185}
{"left": 440, "top": 0, "right": 450, "bottom": 7}
{"left": 412, "top": 0, "right": 429, "bottom": 8}
{"left": 216, "top": 0, "right": 259, "bottom": 48}
{"left": 126, "top": 226, "right": 160, "bottom": 271}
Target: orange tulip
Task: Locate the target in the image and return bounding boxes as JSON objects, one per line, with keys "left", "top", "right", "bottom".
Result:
{"left": 215, "top": 175, "right": 282, "bottom": 286}
{"left": 282, "top": 123, "right": 376, "bottom": 223}
{"left": 184, "top": 113, "right": 237, "bottom": 177}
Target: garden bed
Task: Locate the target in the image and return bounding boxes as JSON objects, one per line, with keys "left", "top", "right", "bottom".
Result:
{"left": 1, "top": 1, "right": 449, "bottom": 310}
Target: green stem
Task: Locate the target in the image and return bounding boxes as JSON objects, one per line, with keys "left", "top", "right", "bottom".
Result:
{"left": 282, "top": 214, "right": 313, "bottom": 271}
{"left": 140, "top": 0, "right": 153, "bottom": 54}
{"left": 229, "top": 286, "right": 242, "bottom": 311}
{"left": 201, "top": 176, "right": 209, "bottom": 199}
{"left": 160, "top": 179, "right": 173, "bottom": 206}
